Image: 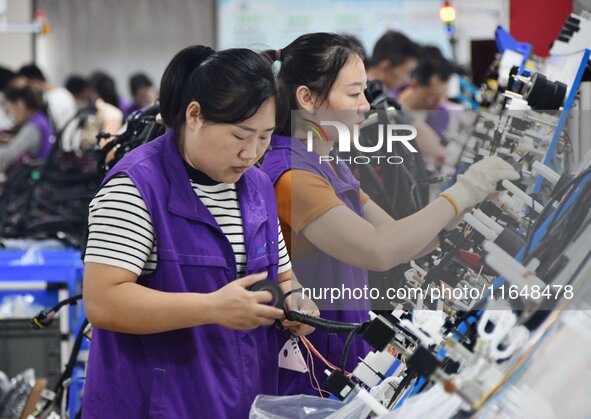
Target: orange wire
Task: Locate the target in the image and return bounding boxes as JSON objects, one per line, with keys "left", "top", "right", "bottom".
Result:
{"left": 300, "top": 336, "right": 353, "bottom": 375}
{"left": 301, "top": 336, "right": 338, "bottom": 369}
{"left": 303, "top": 339, "right": 329, "bottom": 397}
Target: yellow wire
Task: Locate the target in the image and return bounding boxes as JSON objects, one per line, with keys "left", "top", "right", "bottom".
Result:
{"left": 32, "top": 318, "right": 45, "bottom": 329}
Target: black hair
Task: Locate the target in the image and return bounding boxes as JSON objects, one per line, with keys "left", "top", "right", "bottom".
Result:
{"left": 0, "top": 66, "right": 15, "bottom": 92}
{"left": 89, "top": 71, "right": 120, "bottom": 109}
{"left": 413, "top": 45, "right": 456, "bottom": 86}
{"left": 17, "top": 64, "right": 46, "bottom": 82}
{"left": 369, "top": 31, "right": 421, "bottom": 68}
{"left": 65, "top": 75, "right": 90, "bottom": 96}
{"left": 420, "top": 45, "right": 446, "bottom": 62}
{"left": 4, "top": 85, "right": 44, "bottom": 111}
{"left": 340, "top": 34, "right": 367, "bottom": 66}
{"left": 263, "top": 32, "right": 365, "bottom": 135}
{"left": 159, "top": 45, "right": 278, "bottom": 134}
{"left": 129, "top": 73, "right": 154, "bottom": 98}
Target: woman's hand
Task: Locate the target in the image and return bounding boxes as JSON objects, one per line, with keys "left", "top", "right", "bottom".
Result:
{"left": 210, "top": 272, "right": 284, "bottom": 330}
{"left": 282, "top": 292, "right": 320, "bottom": 336}
{"left": 441, "top": 157, "right": 520, "bottom": 214}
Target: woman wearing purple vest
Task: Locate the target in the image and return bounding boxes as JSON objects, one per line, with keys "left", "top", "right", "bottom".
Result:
{"left": 1, "top": 86, "right": 54, "bottom": 174}
{"left": 82, "top": 46, "right": 317, "bottom": 418}
{"left": 260, "top": 33, "right": 520, "bottom": 396}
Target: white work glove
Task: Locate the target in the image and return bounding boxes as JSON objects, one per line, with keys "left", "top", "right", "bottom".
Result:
{"left": 441, "top": 156, "right": 520, "bottom": 214}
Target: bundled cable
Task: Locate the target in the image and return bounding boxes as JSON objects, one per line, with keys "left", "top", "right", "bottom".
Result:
{"left": 526, "top": 176, "right": 591, "bottom": 282}
{"left": 98, "top": 103, "right": 165, "bottom": 176}
{"left": 283, "top": 310, "right": 369, "bottom": 380}
{"left": 0, "top": 107, "right": 100, "bottom": 248}
{"left": 30, "top": 294, "right": 88, "bottom": 417}
{"left": 284, "top": 310, "right": 368, "bottom": 334}
{"left": 31, "top": 318, "right": 89, "bottom": 418}
{"left": 341, "top": 324, "right": 363, "bottom": 372}
{"left": 31, "top": 294, "right": 83, "bottom": 329}
{"left": 523, "top": 166, "right": 591, "bottom": 257}
{"left": 279, "top": 285, "right": 368, "bottom": 333}
{"left": 278, "top": 280, "right": 369, "bottom": 381}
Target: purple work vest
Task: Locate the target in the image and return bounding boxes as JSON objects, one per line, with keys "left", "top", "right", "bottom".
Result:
{"left": 261, "top": 135, "right": 370, "bottom": 396}
{"left": 27, "top": 111, "right": 54, "bottom": 160}
{"left": 82, "top": 130, "right": 281, "bottom": 418}
{"left": 118, "top": 95, "right": 133, "bottom": 118}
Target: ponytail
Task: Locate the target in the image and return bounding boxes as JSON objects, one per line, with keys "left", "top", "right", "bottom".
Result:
{"left": 266, "top": 33, "right": 364, "bottom": 135}
{"left": 159, "top": 45, "right": 215, "bottom": 129}
{"left": 160, "top": 45, "right": 279, "bottom": 134}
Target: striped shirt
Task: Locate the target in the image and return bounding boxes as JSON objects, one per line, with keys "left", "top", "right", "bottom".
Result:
{"left": 85, "top": 175, "right": 292, "bottom": 277}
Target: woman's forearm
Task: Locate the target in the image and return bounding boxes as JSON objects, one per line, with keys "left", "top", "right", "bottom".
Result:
{"left": 84, "top": 282, "right": 215, "bottom": 334}
{"left": 372, "top": 197, "right": 455, "bottom": 269}
{"left": 303, "top": 197, "right": 456, "bottom": 272}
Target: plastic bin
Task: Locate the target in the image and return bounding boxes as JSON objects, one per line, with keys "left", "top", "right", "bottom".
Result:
{"left": 0, "top": 249, "right": 87, "bottom": 418}
{"left": 0, "top": 319, "right": 61, "bottom": 388}
{"left": 0, "top": 249, "right": 84, "bottom": 331}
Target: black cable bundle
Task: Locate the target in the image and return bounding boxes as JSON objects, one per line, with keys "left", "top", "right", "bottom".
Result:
{"left": 341, "top": 324, "right": 363, "bottom": 371}
{"left": 351, "top": 83, "right": 431, "bottom": 312}
{"left": 98, "top": 103, "right": 165, "bottom": 177}
{"left": 53, "top": 319, "right": 89, "bottom": 409}
{"left": 29, "top": 294, "right": 88, "bottom": 418}
{"left": 284, "top": 311, "right": 369, "bottom": 373}
{"left": 32, "top": 294, "right": 83, "bottom": 329}
{"left": 387, "top": 372, "right": 417, "bottom": 410}
{"left": 357, "top": 81, "right": 429, "bottom": 217}
{"left": 284, "top": 310, "right": 367, "bottom": 333}
{"left": 32, "top": 318, "right": 90, "bottom": 418}
{"left": 523, "top": 166, "right": 591, "bottom": 258}
{"left": 526, "top": 178, "right": 591, "bottom": 282}
{"left": 0, "top": 107, "right": 100, "bottom": 248}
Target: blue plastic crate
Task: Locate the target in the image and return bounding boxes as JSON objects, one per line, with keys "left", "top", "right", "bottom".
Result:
{"left": 0, "top": 249, "right": 84, "bottom": 332}
{"left": 0, "top": 249, "right": 89, "bottom": 418}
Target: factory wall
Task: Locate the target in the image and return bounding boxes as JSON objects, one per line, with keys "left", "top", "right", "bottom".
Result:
{"left": 36, "top": 0, "right": 216, "bottom": 99}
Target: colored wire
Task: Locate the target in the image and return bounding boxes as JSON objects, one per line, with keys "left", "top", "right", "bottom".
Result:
{"left": 303, "top": 340, "right": 329, "bottom": 397}
{"left": 301, "top": 336, "right": 339, "bottom": 370}
{"left": 301, "top": 336, "right": 353, "bottom": 375}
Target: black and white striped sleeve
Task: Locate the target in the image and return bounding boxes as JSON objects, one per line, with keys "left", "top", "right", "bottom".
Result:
{"left": 277, "top": 220, "right": 291, "bottom": 274}
{"left": 84, "top": 175, "right": 157, "bottom": 276}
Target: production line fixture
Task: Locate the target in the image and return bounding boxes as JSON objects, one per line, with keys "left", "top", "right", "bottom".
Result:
{"left": 311, "top": 154, "right": 591, "bottom": 417}
{"left": 12, "top": 15, "right": 589, "bottom": 419}
{"left": 285, "top": 19, "right": 591, "bottom": 418}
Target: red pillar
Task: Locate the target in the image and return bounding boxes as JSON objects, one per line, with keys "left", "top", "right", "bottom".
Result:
{"left": 510, "top": 0, "right": 573, "bottom": 57}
